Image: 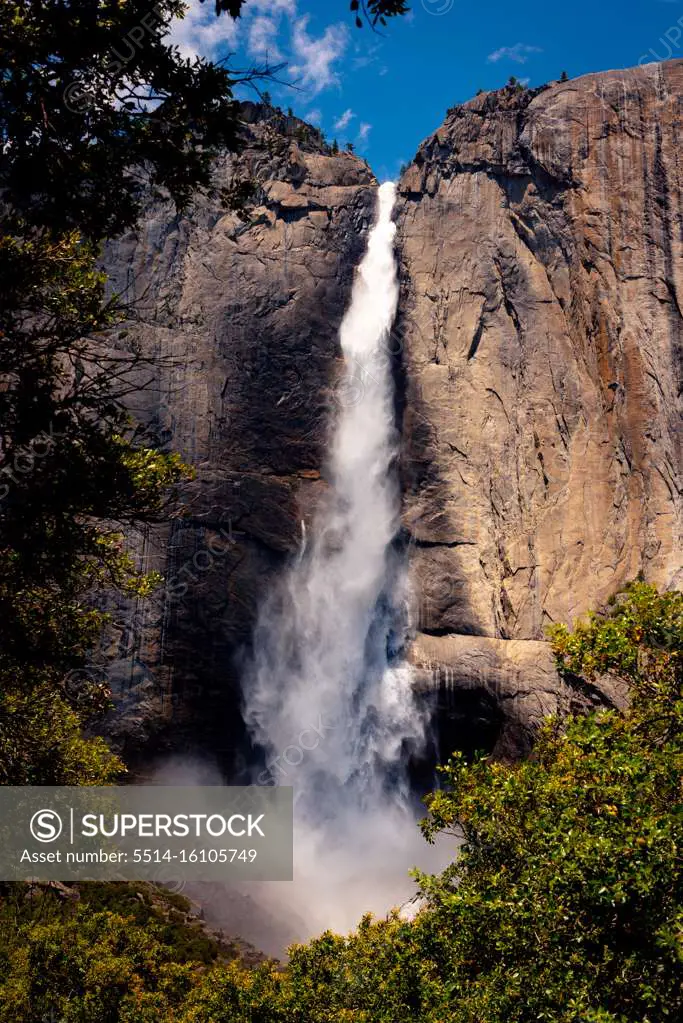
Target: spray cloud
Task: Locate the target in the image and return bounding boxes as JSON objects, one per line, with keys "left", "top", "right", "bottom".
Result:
{"left": 241, "top": 182, "right": 440, "bottom": 942}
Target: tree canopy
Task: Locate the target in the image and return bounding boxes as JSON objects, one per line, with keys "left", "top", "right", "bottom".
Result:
{"left": 204, "top": 0, "right": 411, "bottom": 29}
{"left": 0, "top": 1, "right": 207, "bottom": 782}
{"left": 0, "top": 1, "right": 411, "bottom": 238}
{"left": 0, "top": 1, "right": 241, "bottom": 239}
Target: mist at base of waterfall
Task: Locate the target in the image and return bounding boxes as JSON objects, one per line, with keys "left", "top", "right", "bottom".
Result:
{"left": 150, "top": 754, "right": 453, "bottom": 960}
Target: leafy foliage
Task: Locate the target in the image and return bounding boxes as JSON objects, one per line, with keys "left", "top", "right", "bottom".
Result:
{"left": 0, "top": 905, "right": 201, "bottom": 1022}
{"left": 0, "top": 0, "right": 410, "bottom": 241}
{"left": 0, "top": 588, "right": 679, "bottom": 1020}
{"left": 0, "top": 0, "right": 243, "bottom": 240}
{"left": 412, "top": 583, "right": 682, "bottom": 1022}
{"left": 549, "top": 581, "right": 682, "bottom": 738}
{"left": 507, "top": 74, "right": 526, "bottom": 92}
{"left": 0, "top": 2, "right": 209, "bottom": 785}
{"left": 0, "top": 881, "right": 260, "bottom": 1022}
{"left": 204, "top": 1, "right": 411, "bottom": 31}
{"left": 0, "top": 225, "right": 191, "bottom": 783}
{"left": 349, "top": 1, "right": 412, "bottom": 29}
{"left": 417, "top": 718, "right": 680, "bottom": 1021}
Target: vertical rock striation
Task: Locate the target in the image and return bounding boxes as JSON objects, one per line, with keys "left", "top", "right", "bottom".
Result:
{"left": 397, "top": 61, "right": 682, "bottom": 753}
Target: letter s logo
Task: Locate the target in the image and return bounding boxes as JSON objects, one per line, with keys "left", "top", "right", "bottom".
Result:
{"left": 30, "top": 809, "right": 63, "bottom": 843}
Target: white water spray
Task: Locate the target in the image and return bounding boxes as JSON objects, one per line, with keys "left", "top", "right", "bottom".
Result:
{"left": 242, "top": 182, "right": 437, "bottom": 942}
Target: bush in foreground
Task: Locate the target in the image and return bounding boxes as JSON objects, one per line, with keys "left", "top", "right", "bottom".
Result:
{"left": 0, "top": 584, "right": 680, "bottom": 1021}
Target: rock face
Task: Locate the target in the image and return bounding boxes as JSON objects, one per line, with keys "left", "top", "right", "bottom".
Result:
{"left": 103, "top": 65, "right": 682, "bottom": 764}
{"left": 397, "top": 61, "right": 682, "bottom": 753}
{"left": 102, "top": 105, "right": 377, "bottom": 764}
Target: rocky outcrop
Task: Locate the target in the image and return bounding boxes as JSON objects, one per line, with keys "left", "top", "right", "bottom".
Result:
{"left": 397, "top": 61, "right": 682, "bottom": 753}
{"left": 101, "top": 104, "right": 376, "bottom": 764}
{"left": 102, "top": 65, "right": 682, "bottom": 765}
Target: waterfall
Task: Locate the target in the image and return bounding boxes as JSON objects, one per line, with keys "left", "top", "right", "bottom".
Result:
{"left": 242, "top": 182, "right": 434, "bottom": 939}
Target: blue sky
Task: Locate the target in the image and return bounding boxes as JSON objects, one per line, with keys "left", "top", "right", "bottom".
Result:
{"left": 170, "top": 0, "right": 683, "bottom": 180}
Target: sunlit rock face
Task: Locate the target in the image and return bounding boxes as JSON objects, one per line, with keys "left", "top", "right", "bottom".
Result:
{"left": 397, "top": 60, "right": 682, "bottom": 753}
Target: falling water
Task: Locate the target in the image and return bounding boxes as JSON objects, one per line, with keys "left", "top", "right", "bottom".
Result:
{"left": 242, "top": 182, "right": 436, "bottom": 940}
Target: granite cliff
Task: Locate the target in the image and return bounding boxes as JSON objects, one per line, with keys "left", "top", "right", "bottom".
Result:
{"left": 102, "top": 62, "right": 682, "bottom": 765}
{"left": 398, "top": 59, "right": 682, "bottom": 755}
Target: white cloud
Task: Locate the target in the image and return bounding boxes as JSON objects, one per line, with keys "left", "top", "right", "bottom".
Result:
{"left": 250, "top": 0, "right": 296, "bottom": 12}
{"left": 248, "top": 15, "right": 282, "bottom": 60}
{"left": 487, "top": 43, "right": 542, "bottom": 65}
{"left": 357, "top": 121, "right": 372, "bottom": 144}
{"left": 289, "top": 16, "right": 349, "bottom": 94}
{"left": 305, "top": 108, "right": 323, "bottom": 125}
{"left": 351, "top": 43, "right": 381, "bottom": 71}
{"left": 333, "top": 108, "right": 355, "bottom": 131}
{"left": 169, "top": 2, "right": 350, "bottom": 100}
{"left": 169, "top": 0, "right": 295, "bottom": 63}
{"left": 168, "top": 0, "right": 240, "bottom": 61}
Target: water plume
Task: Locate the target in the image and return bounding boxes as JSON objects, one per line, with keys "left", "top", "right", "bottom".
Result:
{"left": 240, "top": 182, "right": 444, "bottom": 943}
